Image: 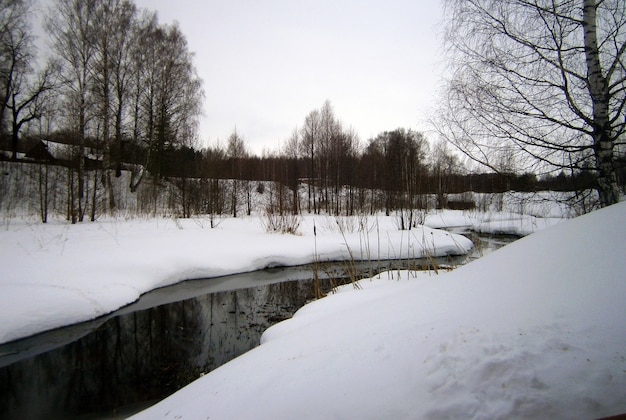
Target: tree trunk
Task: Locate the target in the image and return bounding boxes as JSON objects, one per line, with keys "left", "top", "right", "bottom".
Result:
{"left": 582, "top": 0, "right": 619, "bottom": 207}
{"left": 77, "top": 105, "right": 86, "bottom": 222}
{"left": 38, "top": 162, "right": 49, "bottom": 223}
{"left": 10, "top": 114, "right": 19, "bottom": 161}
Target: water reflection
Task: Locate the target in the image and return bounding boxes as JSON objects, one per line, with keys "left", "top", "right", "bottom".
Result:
{"left": 0, "top": 279, "right": 321, "bottom": 419}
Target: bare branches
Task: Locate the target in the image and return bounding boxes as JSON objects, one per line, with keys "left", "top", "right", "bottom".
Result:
{"left": 0, "top": 0, "right": 35, "bottom": 135}
{"left": 437, "top": 0, "right": 625, "bottom": 206}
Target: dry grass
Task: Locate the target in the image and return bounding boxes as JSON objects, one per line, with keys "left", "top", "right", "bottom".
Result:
{"left": 261, "top": 207, "right": 301, "bottom": 235}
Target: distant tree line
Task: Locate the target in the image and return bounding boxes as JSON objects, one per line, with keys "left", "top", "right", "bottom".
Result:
{"left": 67, "top": 100, "right": 612, "bottom": 219}
{"left": 1, "top": 1, "right": 624, "bottom": 223}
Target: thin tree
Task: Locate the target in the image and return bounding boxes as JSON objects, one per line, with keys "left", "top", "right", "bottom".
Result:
{"left": 109, "top": 1, "right": 137, "bottom": 176}
{"left": 201, "top": 143, "right": 225, "bottom": 227}
{"left": 318, "top": 100, "right": 338, "bottom": 213}
{"left": 226, "top": 128, "right": 247, "bottom": 217}
{"left": 35, "top": 89, "right": 59, "bottom": 223}
{"left": 431, "top": 139, "right": 461, "bottom": 209}
{"left": 91, "top": 0, "right": 138, "bottom": 213}
{"left": 300, "top": 109, "right": 320, "bottom": 213}
{"left": 47, "top": 0, "right": 98, "bottom": 223}
{"left": 436, "top": 0, "right": 625, "bottom": 208}
{"left": 284, "top": 127, "right": 301, "bottom": 215}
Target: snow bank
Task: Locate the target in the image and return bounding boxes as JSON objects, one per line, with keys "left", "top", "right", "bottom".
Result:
{"left": 0, "top": 214, "right": 472, "bottom": 344}
{"left": 425, "top": 209, "right": 563, "bottom": 236}
{"left": 132, "top": 202, "right": 626, "bottom": 419}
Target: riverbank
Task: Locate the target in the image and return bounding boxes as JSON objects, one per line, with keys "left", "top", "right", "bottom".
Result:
{"left": 131, "top": 202, "right": 626, "bottom": 419}
{"left": 0, "top": 212, "right": 483, "bottom": 344}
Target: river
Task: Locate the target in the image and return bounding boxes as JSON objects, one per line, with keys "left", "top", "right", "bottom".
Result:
{"left": 0, "top": 232, "right": 517, "bottom": 419}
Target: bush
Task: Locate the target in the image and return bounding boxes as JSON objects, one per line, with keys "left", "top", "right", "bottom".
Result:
{"left": 261, "top": 207, "right": 301, "bottom": 234}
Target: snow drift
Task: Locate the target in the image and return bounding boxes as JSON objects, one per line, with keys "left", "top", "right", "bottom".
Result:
{"left": 0, "top": 215, "right": 472, "bottom": 344}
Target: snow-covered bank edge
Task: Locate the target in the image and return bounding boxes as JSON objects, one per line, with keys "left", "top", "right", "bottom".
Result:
{"left": 0, "top": 213, "right": 475, "bottom": 345}
{"left": 424, "top": 208, "right": 564, "bottom": 236}
{"left": 132, "top": 202, "right": 626, "bottom": 420}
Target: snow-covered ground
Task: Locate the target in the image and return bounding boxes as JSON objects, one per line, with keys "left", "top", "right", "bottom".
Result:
{"left": 0, "top": 212, "right": 476, "bottom": 345}
{"left": 424, "top": 208, "right": 564, "bottom": 236}
{"left": 130, "top": 202, "right": 626, "bottom": 419}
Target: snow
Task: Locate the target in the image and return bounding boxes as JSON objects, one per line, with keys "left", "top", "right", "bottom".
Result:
{"left": 130, "top": 202, "right": 626, "bottom": 419}
{"left": 425, "top": 209, "right": 564, "bottom": 236}
{"left": 2, "top": 201, "right": 623, "bottom": 418}
{"left": 0, "top": 213, "right": 473, "bottom": 345}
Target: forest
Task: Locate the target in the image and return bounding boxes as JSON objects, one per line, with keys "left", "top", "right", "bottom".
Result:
{"left": 1, "top": 0, "right": 624, "bottom": 223}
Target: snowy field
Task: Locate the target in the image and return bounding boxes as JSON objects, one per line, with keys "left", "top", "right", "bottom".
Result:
{"left": 0, "top": 212, "right": 480, "bottom": 345}
{"left": 130, "top": 202, "right": 626, "bottom": 419}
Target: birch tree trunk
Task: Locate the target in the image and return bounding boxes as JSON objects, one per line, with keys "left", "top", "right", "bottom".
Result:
{"left": 583, "top": 0, "right": 620, "bottom": 206}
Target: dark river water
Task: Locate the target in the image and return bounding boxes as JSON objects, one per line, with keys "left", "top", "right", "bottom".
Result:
{"left": 0, "top": 232, "right": 515, "bottom": 419}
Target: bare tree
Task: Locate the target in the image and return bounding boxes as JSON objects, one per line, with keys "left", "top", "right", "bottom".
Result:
{"left": 125, "top": 15, "right": 203, "bottom": 214}
{"left": 284, "top": 127, "right": 301, "bottom": 214}
{"left": 47, "top": 0, "right": 98, "bottom": 223}
{"left": 317, "top": 100, "right": 352, "bottom": 214}
{"left": 363, "top": 129, "right": 429, "bottom": 225}
{"left": 7, "top": 57, "right": 59, "bottom": 161}
{"left": 436, "top": 0, "right": 625, "bottom": 208}
{"left": 0, "top": 0, "right": 30, "bottom": 135}
{"left": 135, "top": 19, "right": 203, "bottom": 179}
{"left": 201, "top": 143, "right": 226, "bottom": 227}
{"left": 35, "top": 89, "right": 60, "bottom": 223}
{"left": 297, "top": 100, "right": 357, "bottom": 215}
{"left": 318, "top": 100, "right": 339, "bottom": 213}
{"left": 226, "top": 128, "right": 247, "bottom": 217}
{"left": 0, "top": 0, "right": 57, "bottom": 159}
{"left": 431, "top": 139, "right": 461, "bottom": 209}
{"left": 300, "top": 108, "right": 321, "bottom": 213}
{"left": 91, "top": 0, "right": 138, "bottom": 213}
{"left": 130, "top": 10, "right": 157, "bottom": 148}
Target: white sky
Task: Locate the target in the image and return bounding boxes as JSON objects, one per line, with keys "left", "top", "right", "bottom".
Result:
{"left": 36, "top": 0, "right": 445, "bottom": 154}
{"left": 133, "top": 0, "right": 446, "bottom": 154}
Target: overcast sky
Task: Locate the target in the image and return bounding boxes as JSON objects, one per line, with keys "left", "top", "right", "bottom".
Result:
{"left": 38, "top": 1, "right": 445, "bottom": 154}
{"left": 133, "top": 0, "right": 446, "bottom": 153}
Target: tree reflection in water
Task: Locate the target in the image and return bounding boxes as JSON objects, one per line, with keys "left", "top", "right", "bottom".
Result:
{"left": 0, "top": 279, "right": 317, "bottom": 419}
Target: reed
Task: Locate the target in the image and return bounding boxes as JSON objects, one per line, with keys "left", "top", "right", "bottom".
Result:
{"left": 336, "top": 218, "right": 362, "bottom": 290}
{"left": 312, "top": 221, "right": 325, "bottom": 299}
{"left": 310, "top": 211, "right": 466, "bottom": 299}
